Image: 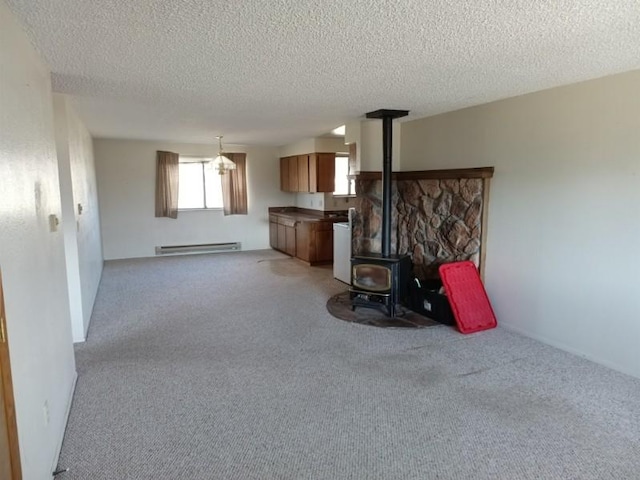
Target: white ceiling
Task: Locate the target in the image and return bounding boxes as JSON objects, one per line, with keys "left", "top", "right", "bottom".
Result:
{"left": 7, "top": 0, "right": 640, "bottom": 146}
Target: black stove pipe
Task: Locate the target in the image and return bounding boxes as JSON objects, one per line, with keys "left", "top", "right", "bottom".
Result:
{"left": 365, "top": 109, "right": 410, "bottom": 258}
{"left": 381, "top": 116, "right": 393, "bottom": 257}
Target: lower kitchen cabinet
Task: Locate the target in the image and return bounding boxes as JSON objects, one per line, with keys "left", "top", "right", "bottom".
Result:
{"left": 269, "top": 214, "right": 334, "bottom": 264}
{"left": 269, "top": 217, "right": 278, "bottom": 249}
{"left": 285, "top": 224, "right": 296, "bottom": 256}
{"left": 295, "top": 222, "right": 310, "bottom": 262}
{"left": 275, "top": 219, "right": 296, "bottom": 256}
{"left": 292, "top": 221, "right": 334, "bottom": 264}
{"left": 312, "top": 225, "right": 333, "bottom": 263}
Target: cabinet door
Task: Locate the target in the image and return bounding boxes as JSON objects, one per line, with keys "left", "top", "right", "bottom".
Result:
{"left": 309, "top": 222, "right": 333, "bottom": 263}
{"left": 316, "top": 153, "right": 336, "bottom": 192}
{"left": 277, "top": 224, "right": 287, "bottom": 251}
{"left": 280, "top": 157, "right": 290, "bottom": 192}
{"left": 288, "top": 156, "right": 299, "bottom": 192}
{"left": 285, "top": 225, "right": 296, "bottom": 256}
{"left": 269, "top": 221, "right": 278, "bottom": 249}
{"left": 295, "top": 222, "right": 310, "bottom": 262}
{"left": 297, "top": 155, "right": 309, "bottom": 192}
{"left": 308, "top": 154, "right": 318, "bottom": 193}
{"left": 314, "top": 229, "right": 334, "bottom": 263}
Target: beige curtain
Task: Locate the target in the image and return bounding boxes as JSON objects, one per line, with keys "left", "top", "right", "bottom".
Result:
{"left": 221, "top": 153, "right": 248, "bottom": 215}
{"left": 155, "top": 151, "right": 179, "bottom": 219}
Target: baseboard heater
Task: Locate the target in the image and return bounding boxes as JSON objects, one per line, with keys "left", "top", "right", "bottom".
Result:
{"left": 155, "top": 242, "right": 241, "bottom": 256}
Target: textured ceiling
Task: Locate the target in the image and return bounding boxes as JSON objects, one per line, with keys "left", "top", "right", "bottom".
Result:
{"left": 6, "top": 0, "right": 640, "bottom": 146}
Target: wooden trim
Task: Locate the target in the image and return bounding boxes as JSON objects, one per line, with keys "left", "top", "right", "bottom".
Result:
{"left": 479, "top": 178, "right": 492, "bottom": 281}
{"left": 0, "top": 269, "right": 22, "bottom": 480}
{"left": 355, "top": 167, "right": 494, "bottom": 181}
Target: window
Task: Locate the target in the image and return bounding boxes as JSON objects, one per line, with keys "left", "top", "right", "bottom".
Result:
{"left": 334, "top": 155, "right": 355, "bottom": 196}
{"left": 178, "top": 157, "right": 223, "bottom": 209}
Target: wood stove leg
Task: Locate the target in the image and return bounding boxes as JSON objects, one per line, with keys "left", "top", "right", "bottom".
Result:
{"left": 388, "top": 304, "right": 396, "bottom": 318}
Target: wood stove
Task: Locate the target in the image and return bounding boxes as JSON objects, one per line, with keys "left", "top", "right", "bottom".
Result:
{"left": 350, "top": 109, "right": 411, "bottom": 317}
{"left": 350, "top": 253, "right": 412, "bottom": 317}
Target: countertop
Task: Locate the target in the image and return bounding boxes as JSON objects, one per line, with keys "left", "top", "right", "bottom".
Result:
{"left": 268, "top": 207, "right": 348, "bottom": 223}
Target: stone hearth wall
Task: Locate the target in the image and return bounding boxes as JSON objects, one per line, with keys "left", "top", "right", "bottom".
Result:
{"left": 353, "top": 173, "right": 489, "bottom": 279}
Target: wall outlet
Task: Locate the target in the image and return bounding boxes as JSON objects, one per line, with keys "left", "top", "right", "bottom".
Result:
{"left": 43, "top": 400, "right": 50, "bottom": 426}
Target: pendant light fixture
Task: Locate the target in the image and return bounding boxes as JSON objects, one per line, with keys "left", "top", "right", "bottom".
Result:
{"left": 212, "top": 135, "right": 236, "bottom": 175}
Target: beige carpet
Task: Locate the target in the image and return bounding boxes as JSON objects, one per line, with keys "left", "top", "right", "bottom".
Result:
{"left": 57, "top": 250, "right": 640, "bottom": 479}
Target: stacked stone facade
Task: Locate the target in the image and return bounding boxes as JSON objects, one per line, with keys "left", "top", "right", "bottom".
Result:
{"left": 353, "top": 175, "right": 487, "bottom": 279}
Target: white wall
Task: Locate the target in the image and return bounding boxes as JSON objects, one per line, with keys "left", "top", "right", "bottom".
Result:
{"left": 279, "top": 138, "right": 316, "bottom": 157}
{"left": 0, "top": 2, "right": 77, "bottom": 478}
{"left": 349, "top": 119, "right": 402, "bottom": 171}
{"left": 401, "top": 71, "right": 640, "bottom": 378}
{"left": 95, "top": 139, "right": 292, "bottom": 259}
{"left": 54, "top": 94, "right": 103, "bottom": 341}
{"left": 314, "top": 137, "right": 348, "bottom": 154}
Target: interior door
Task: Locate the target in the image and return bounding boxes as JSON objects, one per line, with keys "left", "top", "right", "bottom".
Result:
{"left": 0, "top": 269, "right": 21, "bottom": 479}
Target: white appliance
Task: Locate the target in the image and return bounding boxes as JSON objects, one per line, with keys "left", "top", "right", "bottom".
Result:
{"left": 333, "top": 221, "right": 351, "bottom": 284}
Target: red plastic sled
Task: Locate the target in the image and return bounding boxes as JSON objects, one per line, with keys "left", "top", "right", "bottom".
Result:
{"left": 438, "top": 261, "right": 497, "bottom": 334}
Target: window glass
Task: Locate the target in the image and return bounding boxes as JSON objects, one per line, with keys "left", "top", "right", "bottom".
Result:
{"left": 334, "top": 155, "right": 354, "bottom": 196}
{"left": 203, "top": 164, "right": 223, "bottom": 208}
{"left": 178, "top": 159, "right": 223, "bottom": 209}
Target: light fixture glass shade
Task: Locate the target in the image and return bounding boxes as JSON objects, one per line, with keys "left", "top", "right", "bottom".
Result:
{"left": 213, "top": 154, "right": 236, "bottom": 175}
{"left": 212, "top": 135, "right": 236, "bottom": 175}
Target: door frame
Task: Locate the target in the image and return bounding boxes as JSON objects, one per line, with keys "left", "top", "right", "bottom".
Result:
{"left": 0, "top": 268, "right": 22, "bottom": 479}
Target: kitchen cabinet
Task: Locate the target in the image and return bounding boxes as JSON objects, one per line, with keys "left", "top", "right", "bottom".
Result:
{"left": 269, "top": 208, "right": 344, "bottom": 264}
{"left": 295, "top": 221, "right": 310, "bottom": 261}
{"left": 280, "top": 156, "right": 299, "bottom": 192}
{"left": 285, "top": 223, "right": 296, "bottom": 256}
{"left": 290, "top": 220, "right": 333, "bottom": 264}
{"left": 309, "top": 153, "right": 335, "bottom": 193}
{"left": 274, "top": 216, "right": 296, "bottom": 256}
{"left": 279, "top": 158, "right": 289, "bottom": 192}
{"left": 307, "top": 221, "right": 333, "bottom": 264}
{"left": 269, "top": 216, "right": 278, "bottom": 249}
{"left": 288, "top": 156, "right": 298, "bottom": 192}
{"left": 297, "top": 155, "right": 309, "bottom": 191}
{"left": 271, "top": 214, "right": 297, "bottom": 256}
{"left": 279, "top": 152, "right": 335, "bottom": 193}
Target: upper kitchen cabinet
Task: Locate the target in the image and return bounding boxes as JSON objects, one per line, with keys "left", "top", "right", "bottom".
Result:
{"left": 280, "top": 153, "right": 335, "bottom": 192}
{"left": 297, "top": 155, "right": 309, "bottom": 191}
{"left": 308, "top": 153, "right": 335, "bottom": 193}
{"left": 280, "top": 156, "right": 300, "bottom": 192}
{"left": 280, "top": 157, "right": 290, "bottom": 191}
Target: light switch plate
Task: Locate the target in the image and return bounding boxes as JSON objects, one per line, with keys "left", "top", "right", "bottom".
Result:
{"left": 48, "top": 214, "right": 59, "bottom": 232}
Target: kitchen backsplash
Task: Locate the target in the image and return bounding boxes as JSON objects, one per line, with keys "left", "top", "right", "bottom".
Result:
{"left": 296, "top": 192, "right": 357, "bottom": 211}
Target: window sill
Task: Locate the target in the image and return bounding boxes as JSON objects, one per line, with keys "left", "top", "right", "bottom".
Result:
{"left": 332, "top": 194, "right": 357, "bottom": 198}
